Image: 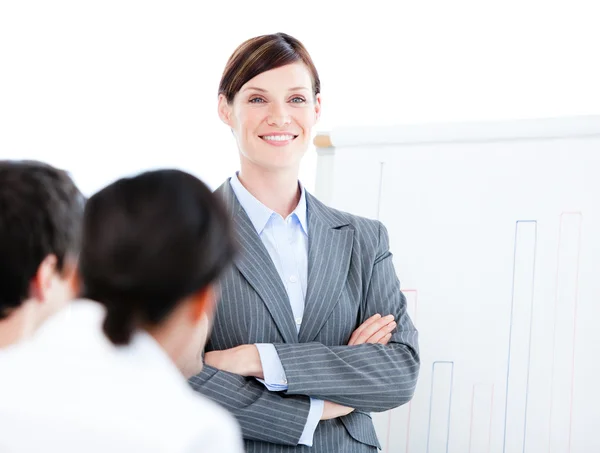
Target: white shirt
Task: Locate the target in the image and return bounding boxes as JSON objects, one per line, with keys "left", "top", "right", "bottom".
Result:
{"left": 229, "top": 173, "right": 308, "bottom": 331}
{"left": 0, "top": 300, "right": 244, "bottom": 453}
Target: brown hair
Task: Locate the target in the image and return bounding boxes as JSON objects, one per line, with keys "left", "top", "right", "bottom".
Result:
{"left": 219, "top": 32, "right": 320, "bottom": 104}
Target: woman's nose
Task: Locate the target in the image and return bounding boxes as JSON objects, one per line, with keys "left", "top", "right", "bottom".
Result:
{"left": 266, "top": 103, "right": 291, "bottom": 127}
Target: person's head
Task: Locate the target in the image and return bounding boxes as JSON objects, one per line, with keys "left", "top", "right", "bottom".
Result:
{"left": 218, "top": 32, "right": 321, "bottom": 176}
{"left": 79, "top": 169, "right": 235, "bottom": 375}
{"left": 0, "top": 160, "right": 84, "bottom": 345}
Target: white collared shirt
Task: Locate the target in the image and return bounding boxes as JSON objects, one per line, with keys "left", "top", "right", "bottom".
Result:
{"left": 0, "top": 300, "right": 244, "bottom": 453}
{"left": 229, "top": 173, "right": 308, "bottom": 329}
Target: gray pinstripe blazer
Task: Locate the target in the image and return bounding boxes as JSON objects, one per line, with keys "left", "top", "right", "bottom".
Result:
{"left": 189, "top": 180, "right": 420, "bottom": 452}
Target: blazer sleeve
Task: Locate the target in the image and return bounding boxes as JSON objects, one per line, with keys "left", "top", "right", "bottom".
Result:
{"left": 272, "top": 221, "right": 420, "bottom": 413}
{"left": 188, "top": 364, "right": 311, "bottom": 446}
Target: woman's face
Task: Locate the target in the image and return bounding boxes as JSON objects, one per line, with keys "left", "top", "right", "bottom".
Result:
{"left": 219, "top": 62, "right": 321, "bottom": 173}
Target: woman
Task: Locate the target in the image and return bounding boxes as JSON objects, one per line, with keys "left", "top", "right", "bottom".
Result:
{"left": 0, "top": 169, "right": 243, "bottom": 453}
{"left": 189, "top": 33, "right": 420, "bottom": 453}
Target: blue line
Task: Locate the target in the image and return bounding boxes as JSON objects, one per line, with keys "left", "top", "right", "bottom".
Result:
{"left": 426, "top": 361, "right": 455, "bottom": 453}
{"left": 446, "top": 362, "right": 454, "bottom": 453}
{"left": 502, "top": 220, "right": 537, "bottom": 453}
{"left": 502, "top": 222, "right": 519, "bottom": 453}
{"left": 522, "top": 223, "right": 537, "bottom": 453}
{"left": 426, "top": 363, "right": 435, "bottom": 453}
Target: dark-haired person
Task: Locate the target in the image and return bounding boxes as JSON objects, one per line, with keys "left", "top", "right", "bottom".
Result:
{"left": 0, "top": 160, "right": 83, "bottom": 349}
{"left": 188, "top": 33, "right": 420, "bottom": 453}
{"left": 0, "top": 169, "right": 243, "bottom": 453}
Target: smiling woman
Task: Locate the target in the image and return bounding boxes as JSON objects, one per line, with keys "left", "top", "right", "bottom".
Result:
{"left": 188, "top": 32, "right": 420, "bottom": 453}
{"left": 217, "top": 34, "right": 321, "bottom": 193}
{"left": 218, "top": 62, "right": 320, "bottom": 178}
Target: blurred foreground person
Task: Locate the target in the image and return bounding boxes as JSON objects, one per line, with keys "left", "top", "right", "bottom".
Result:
{"left": 0, "top": 169, "right": 243, "bottom": 453}
{"left": 0, "top": 160, "right": 83, "bottom": 349}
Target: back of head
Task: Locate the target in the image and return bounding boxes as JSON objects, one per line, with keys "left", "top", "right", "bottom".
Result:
{"left": 79, "top": 169, "right": 235, "bottom": 346}
{"left": 0, "top": 160, "right": 85, "bottom": 320}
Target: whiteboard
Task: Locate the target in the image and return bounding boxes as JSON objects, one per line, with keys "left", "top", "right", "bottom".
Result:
{"left": 314, "top": 116, "right": 600, "bottom": 453}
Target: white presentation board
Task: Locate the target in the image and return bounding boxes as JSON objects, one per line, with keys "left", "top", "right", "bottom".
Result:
{"left": 314, "top": 116, "right": 600, "bottom": 453}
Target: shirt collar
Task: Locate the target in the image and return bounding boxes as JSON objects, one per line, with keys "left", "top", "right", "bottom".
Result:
{"left": 294, "top": 186, "right": 308, "bottom": 235}
{"left": 229, "top": 172, "right": 308, "bottom": 236}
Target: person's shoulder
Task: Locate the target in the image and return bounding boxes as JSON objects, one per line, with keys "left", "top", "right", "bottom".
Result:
{"left": 188, "top": 391, "right": 231, "bottom": 416}
{"left": 0, "top": 334, "right": 47, "bottom": 375}
{"left": 0, "top": 344, "right": 27, "bottom": 386}
{"left": 182, "top": 394, "right": 243, "bottom": 452}
{"left": 0, "top": 339, "right": 59, "bottom": 413}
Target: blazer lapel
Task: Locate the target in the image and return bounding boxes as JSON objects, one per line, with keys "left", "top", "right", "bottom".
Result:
{"left": 216, "top": 181, "right": 298, "bottom": 344}
{"left": 299, "top": 193, "right": 354, "bottom": 343}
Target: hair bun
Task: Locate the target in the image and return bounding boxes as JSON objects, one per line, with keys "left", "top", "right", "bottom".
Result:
{"left": 102, "top": 302, "right": 137, "bottom": 346}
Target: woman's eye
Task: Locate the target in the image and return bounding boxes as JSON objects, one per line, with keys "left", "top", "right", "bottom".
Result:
{"left": 249, "top": 97, "right": 265, "bottom": 104}
{"left": 290, "top": 97, "right": 306, "bottom": 103}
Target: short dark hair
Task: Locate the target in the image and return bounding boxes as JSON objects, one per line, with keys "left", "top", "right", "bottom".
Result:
{"left": 0, "top": 160, "right": 85, "bottom": 320}
{"left": 79, "top": 169, "right": 235, "bottom": 346}
{"left": 219, "top": 32, "right": 320, "bottom": 104}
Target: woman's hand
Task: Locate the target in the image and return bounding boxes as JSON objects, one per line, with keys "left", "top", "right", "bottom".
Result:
{"left": 347, "top": 314, "right": 396, "bottom": 346}
{"left": 321, "top": 401, "right": 355, "bottom": 420}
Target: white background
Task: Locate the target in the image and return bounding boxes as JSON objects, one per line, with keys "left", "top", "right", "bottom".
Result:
{"left": 1, "top": 0, "right": 599, "bottom": 194}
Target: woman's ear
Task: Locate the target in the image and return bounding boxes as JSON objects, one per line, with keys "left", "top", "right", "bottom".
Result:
{"left": 30, "top": 254, "right": 58, "bottom": 302}
{"left": 314, "top": 93, "right": 322, "bottom": 123}
{"left": 218, "top": 94, "right": 233, "bottom": 127}
{"left": 189, "top": 285, "right": 217, "bottom": 324}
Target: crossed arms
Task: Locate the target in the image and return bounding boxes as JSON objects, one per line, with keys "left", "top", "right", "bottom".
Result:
{"left": 188, "top": 227, "right": 420, "bottom": 446}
